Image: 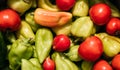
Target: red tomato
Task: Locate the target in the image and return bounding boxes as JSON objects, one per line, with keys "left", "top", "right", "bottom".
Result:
{"left": 53, "top": 34, "right": 70, "bottom": 52}
{"left": 111, "top": 54, "right": 120, "bottom": 70}
{"left": 43, "top": 57, "right": 55, "bottom": 70}
{"left": 106, "top": 17, "right": 120, "bottom": 35}
{"left": 0, "top": 9, "right": 21, "bottom": 31}
{"left": 93, "top": 60, "right": 113, "bottom": 70}
{"left": 56, "top": 0, "right": 76, "bottom": 11}
{"left": 89, "top": 3, "right": 111, "bottom": 26}
{"left": 78, "top": 36, "right": 103, "bottom": 62}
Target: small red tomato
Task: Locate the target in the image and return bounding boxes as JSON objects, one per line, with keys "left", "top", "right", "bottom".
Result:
{"left": 78, "top": 36, "right": 103, "bottom": 62}
{"left": 111, "top": 54, "right": 120, "bottom": 70}
{"left": 43, "top": 57, "right": 55, "bottom": 70}
{"left": 93, "top": 60, "right": 113, "bottom": 70}
{"left": 0, "top": 9, "right": 21, "bottom": 31}
{"left": 53, "top": 34, "right": 70, "bottom": 52}
{"left": 56, "top": 0, "right": 76, "bottom": 11}
{"left": 106, "top": 17, "right": 120, "bottom": 35}
{"left": 89, "top": 3, "right": 111, "bottom": 26}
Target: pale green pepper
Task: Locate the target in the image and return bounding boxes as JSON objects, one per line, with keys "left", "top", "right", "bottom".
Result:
{"left": 52, "top": 52, "right": 79, "bottom": 70}
{"left": 8, "top": 39, "right": 33, "bottom": 70}
{"left": 7, "top": 0, "right": 33, "bottom": 15}
{"left": 21, "top": 59, "right": 42, "bottom": 70}
{"left": 95, "top": 33, "right": 120, "bottom": 57}
{"left": 35, "top": 28, "right": 53, "bottom": 63}
{"left": 71, "top": 16, "right": 96, "bottom": 39}
{"left": 72, "top": 0, "right": 89, "bottom": 17}
{"left": 16, "top": 20, "right": 35, "bottom": 44}
{"left": 64, "top": 45, "right": 82, "bottom": 61}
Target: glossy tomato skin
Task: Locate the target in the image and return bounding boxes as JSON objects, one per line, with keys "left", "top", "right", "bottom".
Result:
{"left": 89, "top": 3, "right": 111, "bottom": 26}
{"left": 43, "top": 57, "right": 55, "bottom": 70}
{"left": 111, "top": 54, "right": 120, "bottom": 70}
{"left": 106, "top": 17, "right": 120, "bottom": 35}
{"left": 93, "top": 60, "right": 113, "bottom": 70}
{"left": 53, "top": 34, "right": 70, "bottom": 52}
{"left": 78, "top": 36, "right": 103, "bottom": 62}
{"left": 56, "top": 0, "right": 76, "bottom": 11}
{"left": 0, "top": 9, "right": 21, "bottom": 31}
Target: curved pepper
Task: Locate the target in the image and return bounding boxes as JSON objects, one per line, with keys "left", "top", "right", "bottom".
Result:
{"left": 35, "top": 28, "right": 53, "bottom": 63}
{"left": 72, "top": 0, "right": 89, "bottom": 17}
{"left": 38, "top": 0, "right": 59, "bottom": 11}
{"left": 7, "top": 0, "right": 33, "bottom": 15}
{"left": 16, "top": 20, "right": 35, "bottom": 44}
{"left": 34, "top": 8, "right": 72, "bottom": 27}
{"left": 8, "top": 39, "right": 33, "bottom": 70}
{"left": 52, "top": 52, "right": 79, "bottom": 70}
{"left": 71, "top": 16, "right": 96, "bottom": 39}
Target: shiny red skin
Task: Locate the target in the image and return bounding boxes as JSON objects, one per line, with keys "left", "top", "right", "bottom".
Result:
{"left": 0, "top": 9, "right": 21, "bottom": 31}
{"left": 78, "top": 36, "right": 103, "bottom": 62}
{"left": 43, "top": 57, "right": 55, "bottom": 70}
{"left": 89, "top": 3, "right": 111, "bottom": 26}
{"left": 93, "top": 60, "right": 113, "bottom": 70}
{"left": 53, "top": 34, "right": 70, "bottom": 52}
{"left": 111, "top": 54, "right": 120, "bottom": 70}
{"left": 56, "top": 0, "right": 76, "bottom": 11}
{"left": 106, "top": 17, "right": 120, "bottom": 35}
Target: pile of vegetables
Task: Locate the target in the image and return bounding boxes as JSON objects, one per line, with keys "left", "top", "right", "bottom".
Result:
{"left": 0, "top": 0, "right": 120, "bottom": 70}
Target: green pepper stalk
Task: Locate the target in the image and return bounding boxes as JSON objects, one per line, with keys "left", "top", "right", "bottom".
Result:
{"left": 35, "top": 28, "right": 53, "bottom": 63}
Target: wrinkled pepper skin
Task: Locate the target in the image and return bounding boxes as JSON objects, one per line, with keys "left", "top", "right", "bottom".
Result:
{"left": 8, "top": 39, "right": 33, "bottom": 70}
{"left": 71, "top": 16, "right": 96, "bottom": 39}
{"left": 21, "top": 59, "right": 42, "bottom": 70}
{"left": 35, "top": 28, "right": 53, "bottom": 63}
{"left": 64, "top": 45, "right": 82, "bottom": 61}
{"left": 52, "top": 52, "right": 79, "bottom": 70}
{"left": 7, "top": 0, "right": 33, "bottom": 15}
{"left": 72, "top": 0, "right": 89, "bottom": 17}
{"left": 16, "top": 20, "right": 35, "bottom": 44}
{"left": 95, "top": 33, "right": 120, "bottom": 57}
{"left": 25, "top": 11, "right": 40, "bottom": 32}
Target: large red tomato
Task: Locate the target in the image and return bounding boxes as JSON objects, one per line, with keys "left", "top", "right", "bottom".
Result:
{"left": 93, "top": 60, "right": 113, "bottom": 70}
{"left": 0, "top": 9, "right": 21, "bottom": 31}
{"left": 78, "top": 36, "right": 103, "bottom": 62}
{"left": 89, "top": 3, "right": 111, "bottom": 26}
